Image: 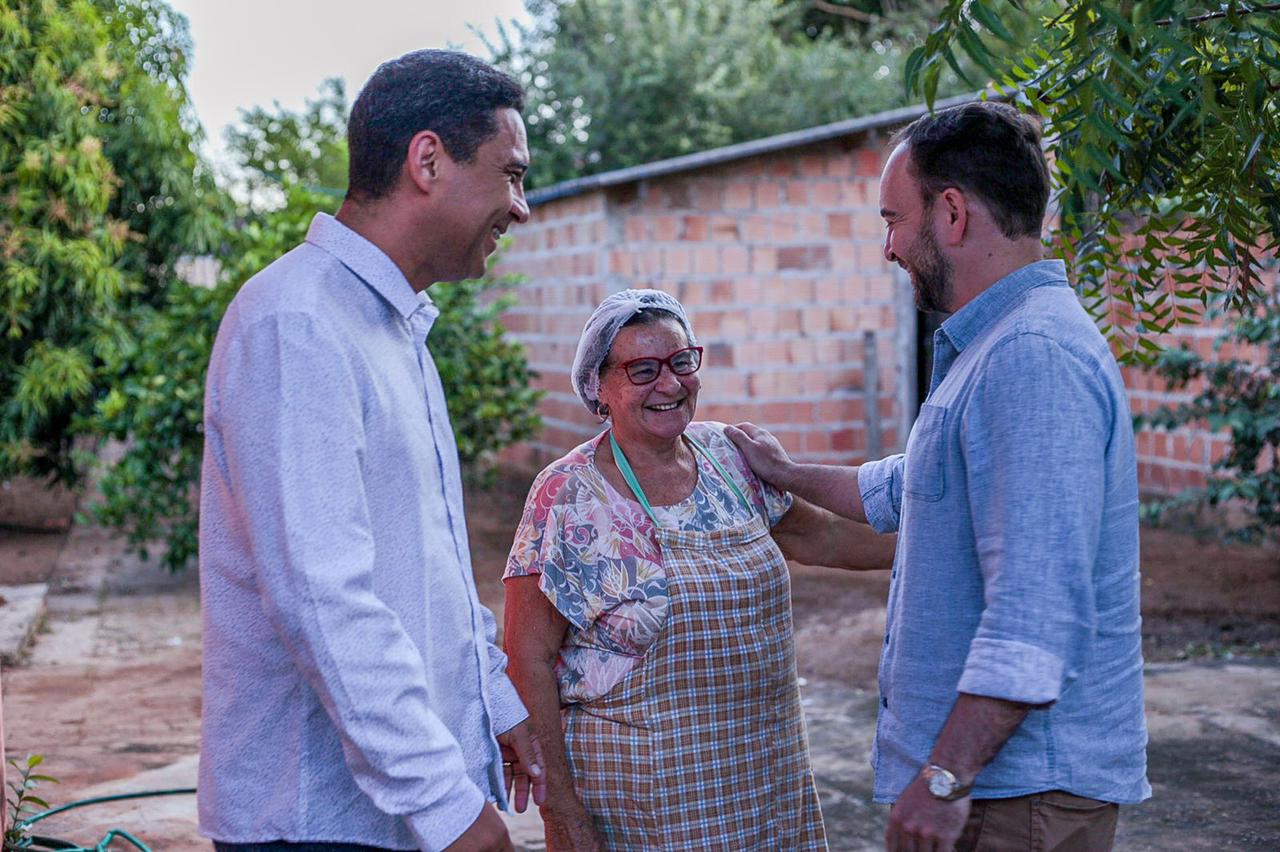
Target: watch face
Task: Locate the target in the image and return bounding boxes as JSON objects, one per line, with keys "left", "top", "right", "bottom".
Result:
{"left": 927, "top": 770, "right": 955, "bottom": 797}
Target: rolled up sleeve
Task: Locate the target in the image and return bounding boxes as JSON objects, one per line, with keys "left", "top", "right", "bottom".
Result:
{"left": 481, "top": 607, "right": 529, "bottom": 737}
{"left": 859, "top": 454, "right": 905, "bottom": 534}
{"left": 216, "top": 313, "right": 485, "bottom": 847}
{"left": 956, "top": 333, "right": 1108, "bottom": 705}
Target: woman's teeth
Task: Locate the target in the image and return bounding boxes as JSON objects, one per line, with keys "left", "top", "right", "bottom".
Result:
{"left": 648, "top": 401, "right": 680, "bottom": 412}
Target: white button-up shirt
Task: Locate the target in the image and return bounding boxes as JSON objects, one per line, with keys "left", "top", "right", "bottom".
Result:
{"left": 198, "top": 213, "right": 526, "bottom": 850}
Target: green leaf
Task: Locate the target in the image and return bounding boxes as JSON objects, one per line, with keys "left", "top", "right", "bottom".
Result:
{"left": 923, "top": 63, "right": 941, "bottom": 109}
{"left": 956, "top": 24, "right": 1000, "bottom": 78}
{"left": 968, "top": 1, "right": 1018, "bottom": 44}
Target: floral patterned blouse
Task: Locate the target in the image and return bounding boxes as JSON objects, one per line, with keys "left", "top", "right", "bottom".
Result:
{"left": 504, "top": 421, "right": 793, "bottom": 704}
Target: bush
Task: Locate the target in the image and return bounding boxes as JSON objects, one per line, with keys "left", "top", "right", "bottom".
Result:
{"left": 1137, "top": 292, "right": 1280, "bottom": 541}
{"left": 0, "top": 0, "right": 220, "bottom": 485}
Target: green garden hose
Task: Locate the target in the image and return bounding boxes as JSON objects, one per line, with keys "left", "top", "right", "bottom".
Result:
{"left": 9, "top": 788, "right": 196, "bottom": 852}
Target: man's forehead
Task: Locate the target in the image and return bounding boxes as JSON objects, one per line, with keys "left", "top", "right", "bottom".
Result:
{"left": 879, "top": 146, "right": 915, "bottom": 201}
{"left": 489, "top": 108, "right": 529, "bottom": 161}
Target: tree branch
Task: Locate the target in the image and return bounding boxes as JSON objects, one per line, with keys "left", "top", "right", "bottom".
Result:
{"left": 1159, "top": 2, "right": 1280, "bottom": 25}
{"left": 812, "top": 0, "right": 879, "bottom": 24}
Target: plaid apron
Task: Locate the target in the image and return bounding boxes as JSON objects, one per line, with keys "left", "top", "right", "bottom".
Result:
{"left": 561, "top": 435, "right": 827, "bottom": 850}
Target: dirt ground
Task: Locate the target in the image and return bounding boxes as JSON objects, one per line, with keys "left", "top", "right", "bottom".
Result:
{"left": 466, "top": 469, "right": 1280, "bottom": 690}
{"left": 1, "top": 472, "right": 1277, "bottom": 850}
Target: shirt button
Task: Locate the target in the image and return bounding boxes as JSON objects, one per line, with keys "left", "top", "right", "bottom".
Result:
{"left": 884, "top": 634, "right": 890, "bottom": 645}
{"left": 881, "top": 696, "right": 889, "bottom": 709}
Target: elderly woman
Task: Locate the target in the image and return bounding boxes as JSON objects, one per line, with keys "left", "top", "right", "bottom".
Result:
{"left": 503, "top": 290, "right": 894, "bottom": 850}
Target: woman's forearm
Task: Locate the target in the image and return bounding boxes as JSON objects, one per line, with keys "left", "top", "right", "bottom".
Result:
{"left": 772, "top": 497, "right": 897, "bottom": 571}
{"left": 507, "top": 654, "right": 582, "bottom": 811}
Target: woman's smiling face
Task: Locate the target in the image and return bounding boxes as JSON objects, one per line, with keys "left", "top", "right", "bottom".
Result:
{"left": 598, "top": 316, "right": 700, "bottom": 448}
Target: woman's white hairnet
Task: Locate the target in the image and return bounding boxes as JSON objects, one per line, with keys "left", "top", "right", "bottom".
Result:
{"left": 571, "top": 288, "right": 698, "bottom": 414}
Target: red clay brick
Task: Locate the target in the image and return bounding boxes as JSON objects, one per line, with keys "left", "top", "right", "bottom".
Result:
{"left": 749, "top": 308, "right": 778, "bottom": 334}
{"left": 653, "top": 215, "right": 679, "bottom": 242}
{"left": 723, "top": 246, "right": 750, "bottom": 274}
{"left": 756, "top": 182, "right": 783, "bottom": 209}
{"left": 710, "top": 216, "right": 741, "bottom": 240}
{"left": 685, "top": 183, "right": 717, "bottom": 211}
{"left": 694, "top": 246, "right": 720, "bottom": 275}
{"left": 805, "top": 430, "right": 834, "bottom": 453}
{"left": 826, "top": 155, "right": 854, "bottom": 178}
{"left": 828, "top": 213, "right": 853, "bottom": 239}
{"left": 681, "top": 215, "right": 708, "bottom": 241}
{"left": 752, "top": 247, "right": 778, "bottom": 273}
{"left": 812, "top": 182, "right": 842, "bottom": 208}
{"left": 726, "top": 183, "right": 754, "bottom": 211}
{"left": 856, "top": 149, "right": 882, "bottom": 177}
{"left": 744, "top": 215, "right": 771, "bottom": 242}
{"left": 778, "top": 246, "right": 832, "bottom": 271}
{"left": 798, "top": 155, "right": 826, "bottom": 177}
{"left": 832, "top": 429, "right": 858, "bottom": 452}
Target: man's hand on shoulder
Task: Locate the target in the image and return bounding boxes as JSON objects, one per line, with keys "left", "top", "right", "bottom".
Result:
{"left": 444, "top": 803, "right": 513, "bottom": 852}
{"left": 885, "top": 770, "right": 970, "bottom": 852}
{"left": 726, "top": 421, "right": 868, "bottom": 522}
{"left": 724, "top": 422, "right": 797, "bottom": 489}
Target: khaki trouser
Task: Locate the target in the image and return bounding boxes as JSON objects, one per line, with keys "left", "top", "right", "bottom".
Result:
{"left": 956, "top": 790, "right": 1120, "bottom": 852}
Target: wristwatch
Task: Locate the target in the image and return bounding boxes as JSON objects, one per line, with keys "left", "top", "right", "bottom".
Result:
{"left": 921, "top": 764, "right": 973, "bottom": 801}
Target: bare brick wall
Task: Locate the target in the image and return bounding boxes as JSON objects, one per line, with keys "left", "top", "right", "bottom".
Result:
{"left": 493, "top": 131, "right": 1263, "bottom": 496}
{"left": 495, "top": 134, "right": 914, "bottom": 474}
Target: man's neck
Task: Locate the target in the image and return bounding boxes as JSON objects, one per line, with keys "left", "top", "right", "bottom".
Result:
{"left": 336, "top": 199, "right": 437, "bottom": 293}
{"left": 947, "top": 239, "right": 1045, "bottom": 314}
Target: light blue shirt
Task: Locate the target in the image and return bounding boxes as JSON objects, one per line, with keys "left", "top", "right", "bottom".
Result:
{"left": 198, "top": 213, "right": 527, "bottom": 850}
{"left": 858, "top": 260, "right": 1150, "bottom": 805}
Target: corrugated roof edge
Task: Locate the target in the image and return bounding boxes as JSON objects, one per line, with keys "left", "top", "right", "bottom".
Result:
{"left": 526, "top": 91, "right": 988, "bottom": 206}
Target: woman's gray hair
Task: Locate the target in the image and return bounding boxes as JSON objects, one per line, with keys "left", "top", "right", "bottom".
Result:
{"left": 571, "top": 289, "right": 698, "bottom": 415}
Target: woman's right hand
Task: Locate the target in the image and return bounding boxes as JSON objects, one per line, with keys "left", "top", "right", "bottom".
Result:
{"left": 543, "top": 805, "right": 606, "bottom": 851}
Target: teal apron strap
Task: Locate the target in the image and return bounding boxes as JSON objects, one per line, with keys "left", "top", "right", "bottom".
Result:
{"left": 608, "top": 431, "right": 754, "bottom": 530}
{"left": 609, "top": 431, "right": 662, "bottom": 526}
{"left": 684, "top": 435, "right": 753, "bottom": 514}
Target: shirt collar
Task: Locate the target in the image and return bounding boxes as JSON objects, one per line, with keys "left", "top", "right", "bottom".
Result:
{"left": 305, "top": 212, "right": 425, "bottom": 321}
{"left": 938, "top": 259, "right": 1069, "bottom": 352}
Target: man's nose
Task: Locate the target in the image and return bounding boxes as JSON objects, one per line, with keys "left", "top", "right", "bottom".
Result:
{"left": 883, "top": 235, "right": 896, "bottom": 263}
{"left": 510, "top": 188, "right": 530, "bottom": 224}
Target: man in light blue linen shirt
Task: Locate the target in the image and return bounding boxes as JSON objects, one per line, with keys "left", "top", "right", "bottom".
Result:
{"left": 729, "top": 102, "right": 1149, "bottom": 851}
{"left": 199, "top": 51, "right": 544, "bottom": 852}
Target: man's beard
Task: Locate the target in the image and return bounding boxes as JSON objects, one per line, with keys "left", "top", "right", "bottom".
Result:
{"left": 909, "top": 225, "right": 954, "bottom": 314}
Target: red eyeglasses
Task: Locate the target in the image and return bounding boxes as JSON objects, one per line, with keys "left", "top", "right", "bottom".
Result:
{"left": 615, "top": 346, "right": 704, "bottom": 385}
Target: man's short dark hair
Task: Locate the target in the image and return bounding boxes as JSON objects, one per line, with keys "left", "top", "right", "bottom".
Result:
{"left": 346, "top": 50, "right": 524, "bottom": 201}
{"left": 890, "top": 101, "right": 1050, "bottom": 239}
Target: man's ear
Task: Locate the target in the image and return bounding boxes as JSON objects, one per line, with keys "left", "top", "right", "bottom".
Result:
{"left": 405, "top": 129, "right": 445, "bottom": 194}
{"left": 938, "top": 186, "right": 969, "bottom": 246}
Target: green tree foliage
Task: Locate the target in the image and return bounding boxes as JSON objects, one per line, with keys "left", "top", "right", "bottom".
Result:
{"left": 1137, "top": 294, "right": 1279, "bottom": 540}
{"left": 905, "top": 1, "right": 1280, "bottom": 358}
{"left": 773, "top": 0, "right": 947, "bottom": 43}
{"left": 0, "top": 0, "right": 219, "bottom": 484}
{"left": 91, "top": 86, "right": 542, "bottom": 570}
{"left": 225, "top": 77, "right": 349, "bottom": 201}
{"left": 95, "top": 0, "right": 221, "bottom": 296}
{"left": 909, "top": 1, "right": 1280, "bottom": 535}
{"left": 486, "top": 0, "right": 919, "bottom": 189}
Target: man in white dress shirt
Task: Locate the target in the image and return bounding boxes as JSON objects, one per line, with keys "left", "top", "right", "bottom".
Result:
{"left": 199, "top": 50, "right": 542, "bottom": 852}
